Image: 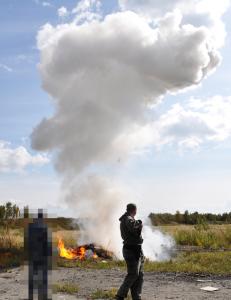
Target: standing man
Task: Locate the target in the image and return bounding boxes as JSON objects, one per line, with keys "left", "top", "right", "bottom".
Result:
{"left": 116, "top": 204, "right": 144, "bottom": 300}
{"left": 25, "top": 209, "right": 52, "bottom": 300}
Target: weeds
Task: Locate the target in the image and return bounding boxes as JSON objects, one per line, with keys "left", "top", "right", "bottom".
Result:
{"left": 53, "top": 282, "right": 79, "bottom": 294}
{"left": 162, "top": 224, "right": 231, "bottom": 249}
{"left": 0, "top": 228, "right": 23, "bottom": 250}
{"left": 144, "top": 251, "right": 231, "bottom": 274}
{"left": 1, "top": 224, "right": 231, "bottom": 275}
{"left": 0, "top": 228, "right": 24, "bottom": 269}
{"left": 91, "top": 288, "right": 132, "bottom": 299}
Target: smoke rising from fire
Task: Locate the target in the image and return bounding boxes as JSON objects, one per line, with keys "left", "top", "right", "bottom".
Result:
{"left": 65, "top": 176, "right": 123, "bottom": 257}
{"left": 31, "top": 1, "right": 228, "bottom": 259}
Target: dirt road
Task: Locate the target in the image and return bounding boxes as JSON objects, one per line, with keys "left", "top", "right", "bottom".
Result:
{"left": 0, "top": 267, "right": 231, "bottom": 299}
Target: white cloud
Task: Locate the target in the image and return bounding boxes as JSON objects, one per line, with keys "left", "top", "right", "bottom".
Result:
{"left": 42, "top": 1, "right": 51, "bottom": 7}
{"left": 119, "top": 0, "right": 230, "bottom": 48}
{"left": 119, "top": 0, "right": 187, "bottom": 16}
{"left": 151, "top": 96, "right": 231, "bottom": 150}
{"left": 57, "top": 6, "right": 69, "bottom": 18}
{"left": 119, "top": 0, "right": 230, "bottom": 20}
{"left": 0, "top": 141, "right": 49, "bottom": 173}
{"left": 72, "top": 0, "right": 102, "bottom": 23}
{"left": 73, "top": 0, "right": 101, "bottom": 13}
{"left": 34, "top": 0, "right": 52, "bottom": 7}
{"left": 0, "top": 63, "right": 12, "bottom": 72}
{"left": 100, "top": 95, "right": 231, "bottom": 154}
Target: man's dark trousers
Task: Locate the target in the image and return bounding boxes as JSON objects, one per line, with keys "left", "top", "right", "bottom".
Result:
{"left": 117, "top": 246, "right": 144, "bottom": 300}
{"left": 29, "top": 261, "right": 48, "bottom": 300}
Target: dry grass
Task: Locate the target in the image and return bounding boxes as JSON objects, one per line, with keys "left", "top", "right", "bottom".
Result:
{"left": 53, "top": 230, "right": 80, "bottom": 247}
{"left": 0, "top": 228, "right": 24, "bottom": 269}
{"left": 54, "top": 225, "right": 231, "bottom": 250}
{"left": 1, "top": 224, "right": 230, "bottom": 252}
{"left": 0, "top": 228, "right": 24, "bottom": 250}
{"left": 1, "top": 225, "right": 231, "bottom": 275}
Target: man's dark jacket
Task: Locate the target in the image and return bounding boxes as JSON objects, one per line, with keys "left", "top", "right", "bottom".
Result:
{"left": 27, "top": 219, "right": 52, "bottom": 266}
{"left": 119, "top": 212, "right": 143, "bottom": 246}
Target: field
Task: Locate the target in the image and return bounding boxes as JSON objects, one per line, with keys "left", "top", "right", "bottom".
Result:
{"left": 1, "top": 223, "right": 231, "bottom": 299}
{"left": 161, "top": 224, "right": 231, "bottom": 249}
{"left": 1, "top": 223, "right": 231, "bottom": 274}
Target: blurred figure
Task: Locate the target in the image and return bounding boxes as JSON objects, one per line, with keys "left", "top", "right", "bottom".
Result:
{"left": 116, "top": 203, "right": 144, "bottom": 300}
{"left": 25, "top": 209, "right": 52, "bottom": 300}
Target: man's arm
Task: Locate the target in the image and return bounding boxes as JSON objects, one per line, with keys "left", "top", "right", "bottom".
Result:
{"left": 125, "top": 216, "right": 142, "bottom": 236}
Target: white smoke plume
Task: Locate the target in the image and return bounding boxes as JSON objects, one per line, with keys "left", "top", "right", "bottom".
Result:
{"left": 31, "top": 1, "right": 228, "bottom": 260}
{"left": 65, "top": 176, "right": 124, "bottom": 257}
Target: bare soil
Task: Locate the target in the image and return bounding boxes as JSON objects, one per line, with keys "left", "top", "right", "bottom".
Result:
{"left": 0, "top": 267, "right": 231, "bottom": 299}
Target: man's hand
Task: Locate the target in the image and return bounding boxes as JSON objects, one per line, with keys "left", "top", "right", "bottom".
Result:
{"left": 137, "top": 220, "right": 143, "bottom": 229}
{"left": 126, "top": 217, "right": 143, "bottom": 234}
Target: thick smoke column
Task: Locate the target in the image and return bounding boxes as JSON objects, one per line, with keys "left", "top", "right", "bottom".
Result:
{"left": 65, "top": 176, "right": 124, "bottom": 257}
{"left": 32, "top": 0, "right": 228, "bottom": 259}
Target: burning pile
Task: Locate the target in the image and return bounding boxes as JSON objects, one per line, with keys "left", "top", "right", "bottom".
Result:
{"left": 58, "top": 239, "right": 113, "bottom": 260}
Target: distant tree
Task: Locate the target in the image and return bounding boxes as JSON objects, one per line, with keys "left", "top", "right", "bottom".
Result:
{"left": 175, "top": 210, "right": 183, "bottom": 224}
{"left": 183, "top": 210, "right": 189, "bottom": 224}
{"left": 149, "top": 210, "right": 231, "bottom": 225}
{"left": 23, "top": 206, "right": 29, "bottom": 219}
{"left": 12, "top": 204, "right": 20, "bottom": 219}
{"left": 0, "top": 202, "right": 20, "bottom": 232}
{"left": 0, "top": 205, "right": 5, "bottom": 223}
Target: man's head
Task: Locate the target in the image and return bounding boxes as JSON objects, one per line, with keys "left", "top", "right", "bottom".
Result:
{"left": 38, "top": 209, "right": 43, "bottom": 219}
{"left": 126, "top": 203, "right": 137, "bottom": 217}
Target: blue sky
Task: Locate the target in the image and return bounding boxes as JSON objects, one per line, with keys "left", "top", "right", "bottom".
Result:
{"left": 1, "top": 0, "right": 231, "bottom": 217}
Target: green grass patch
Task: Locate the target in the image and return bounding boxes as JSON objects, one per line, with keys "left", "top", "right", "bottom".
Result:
{"left": 1, "top": 225, "right": 231, "bottom": 275}
{"left": 58, "top": 252, "right": 231, "bottom": 275}
{"left": 53, "top": 282, "right": 79, "bottom": 294}
{"left": 0, "top": 248, "right": 24, "bottom": 270}
{"left": 91, "top": 288, "right": 132, "bottom": 299}
{"left": 161, "top": 224, "right": 231, "bottom": 249}
{"left": 144, "top": 251, "right": 231, "bottom": 275}
{"left": 57, "top": 257, "right": 126, "bottom": 269}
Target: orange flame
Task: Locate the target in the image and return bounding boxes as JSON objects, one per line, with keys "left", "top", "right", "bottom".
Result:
{"left": 58, "top": 239, "right": 98, "bottom": 260}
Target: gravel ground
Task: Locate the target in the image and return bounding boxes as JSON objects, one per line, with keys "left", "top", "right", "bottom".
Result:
{"left": 0, "top": 267, "right": 231, "bottom": 299}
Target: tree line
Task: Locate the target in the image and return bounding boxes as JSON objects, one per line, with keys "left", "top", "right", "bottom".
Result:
{"left": 0, "top": 202, "right": 20, "bottom": 224}
{"left": 149, "top": 210, "right": 231, "bottom": 225}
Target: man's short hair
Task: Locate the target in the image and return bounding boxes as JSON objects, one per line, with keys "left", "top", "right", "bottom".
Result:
{"left": 126, "top": 203, "right": 137, "bottom": 213}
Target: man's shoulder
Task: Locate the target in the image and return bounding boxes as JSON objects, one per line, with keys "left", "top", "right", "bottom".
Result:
{"left": 125, "top": 215, "right": 135, "bottom": 223}
{"left": 29, "top": 222, "right": 47, "bottom": 230}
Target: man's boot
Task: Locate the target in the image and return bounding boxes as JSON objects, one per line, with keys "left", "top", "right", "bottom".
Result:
{"left": 115, "top": 296, "right": 124, "bottom": 300}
